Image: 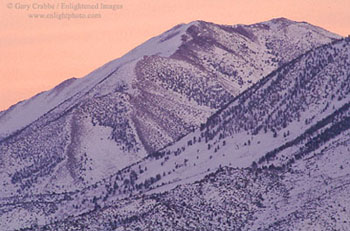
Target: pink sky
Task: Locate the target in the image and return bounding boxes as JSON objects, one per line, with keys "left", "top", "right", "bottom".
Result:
{"left": 1, "top": 0, "right": 349, "bottom": 110}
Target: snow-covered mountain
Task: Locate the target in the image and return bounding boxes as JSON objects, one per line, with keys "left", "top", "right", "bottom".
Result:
{"left": 1, "top": 32, "right": 350, "bottom": 231}
{"left": 9, "top": 36, "right": 350, "bottom": 231}
{"left": 1, "top": 18, "right": 349, "bottom": 230}
{"left": 0, "top": 18, "right": 341, "bottom": 199}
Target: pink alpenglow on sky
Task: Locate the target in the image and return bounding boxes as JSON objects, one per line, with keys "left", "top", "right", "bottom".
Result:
{"left": 1, "top": 0, "right": 349, "bottom": 110}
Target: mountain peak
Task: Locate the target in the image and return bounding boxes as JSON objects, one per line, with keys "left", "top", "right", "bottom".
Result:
{"left": 258, "top": 17, "right": 297, "bottom": 28}
{"left": 270, "top": 17, "right": 295, "bottom": 23}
